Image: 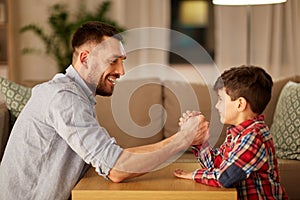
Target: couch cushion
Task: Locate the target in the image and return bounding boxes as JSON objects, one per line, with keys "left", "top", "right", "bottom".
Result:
{"left": 95, "top": 78, "right": 164, "bottom": 148}
{"left": 270, "top": 81, "right": 300, "bottom": 160}
{"left": 0, "top": 77, "right": 31, "bottom": 125}
{"left": 263, "top": 76, "right": 299, "bottom": 127}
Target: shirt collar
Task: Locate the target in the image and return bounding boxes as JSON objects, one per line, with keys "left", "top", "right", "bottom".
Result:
{"left": 226, "top": 115, "right": 265, "bottom": 137}
{"left": 65, "top": 65, "right": 96, "bottom": 105}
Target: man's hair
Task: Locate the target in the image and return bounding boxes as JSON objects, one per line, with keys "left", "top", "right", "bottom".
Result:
{"left": 71, "top": 21, "right": 122, "bottom": 51}
{"left": 213, "top": 65, "right": 273, "bottom": 114}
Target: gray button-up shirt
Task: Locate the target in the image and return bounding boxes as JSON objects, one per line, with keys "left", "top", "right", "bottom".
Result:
{"left": 0, "top": 66, "right": 123, "bottom": 200}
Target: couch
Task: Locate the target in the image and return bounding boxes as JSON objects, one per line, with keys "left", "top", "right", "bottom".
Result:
{"left": 0, "top": 75, "right": 299, "bottom": 199}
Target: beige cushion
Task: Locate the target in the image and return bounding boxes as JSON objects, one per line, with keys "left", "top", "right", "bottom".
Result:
{"left": 163, "top": 81, "right": 225, "bottom": 147}
{"left": 95, "top": 78, "right": 164, "bottom": 148}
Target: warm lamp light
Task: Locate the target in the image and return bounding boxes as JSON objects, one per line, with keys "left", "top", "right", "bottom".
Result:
{"left": 179, "top": 1, "right": 209, "bottom": 27}
{"left": 212, "top": 0, "right": 286, "bottom": 5}
{"left": 212, "top": 0, "right": 287, "bottom": 65}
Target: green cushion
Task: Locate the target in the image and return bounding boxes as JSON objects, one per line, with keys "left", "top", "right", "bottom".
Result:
{"left": 270, "top": 81, "right": 300, "bottom": 160}
{"left": 0, "top": 77, "right": 31, "bottom": 124}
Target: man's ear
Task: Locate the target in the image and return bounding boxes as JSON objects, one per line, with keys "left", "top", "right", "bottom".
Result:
{"left": 79, "top": 50, "right": 89, "bottom": 67}
{"left": 237, "top": 97, "right": 248, "bottom": 112}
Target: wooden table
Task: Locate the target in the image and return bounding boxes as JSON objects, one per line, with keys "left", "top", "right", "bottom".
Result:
{"left": 72, "top": 162, "right": 237, "bottom": 200}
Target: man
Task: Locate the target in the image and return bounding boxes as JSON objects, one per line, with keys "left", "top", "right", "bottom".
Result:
{"left": 0, "top": 21, "right": 209, "bottom": 200}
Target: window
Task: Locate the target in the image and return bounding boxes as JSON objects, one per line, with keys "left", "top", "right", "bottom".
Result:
{"left": 169, "top": 0, "right": 214, "bottom": 64}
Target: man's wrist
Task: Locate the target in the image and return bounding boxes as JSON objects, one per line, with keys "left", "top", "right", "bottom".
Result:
{"left": 173, "top": 130, "right": 193, "bottom": 150}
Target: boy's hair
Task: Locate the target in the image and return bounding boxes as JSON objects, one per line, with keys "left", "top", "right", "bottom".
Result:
{"left": 213, "top": 65, "right": 273, "bottom": 114}
{"left": 71, "top": 21, "right": 122, "bottom": 51}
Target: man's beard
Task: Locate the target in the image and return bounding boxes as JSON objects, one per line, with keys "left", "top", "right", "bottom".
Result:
{"left": 96, "top": 83, "right": 114, "bottom": 96}
{"left": 95, "top": 74, "right": 114, "bottom": 96}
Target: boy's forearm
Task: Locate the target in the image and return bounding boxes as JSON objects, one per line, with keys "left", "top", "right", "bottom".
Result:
{"left": 192, "top": 142, "right": 215, "bottom": 169}
{"left": 193, "top": 168, "right": 222, "bottom": 187}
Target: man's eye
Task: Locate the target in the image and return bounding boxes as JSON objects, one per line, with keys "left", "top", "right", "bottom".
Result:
{"left": 110, "top": 59, "right": 118, "bottom": 64}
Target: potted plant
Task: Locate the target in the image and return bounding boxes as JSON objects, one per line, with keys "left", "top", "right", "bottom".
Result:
{"left": 20, "top": 1, "right": 125, "bottom": 73}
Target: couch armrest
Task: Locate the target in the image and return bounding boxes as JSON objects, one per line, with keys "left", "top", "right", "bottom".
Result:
{"left": 0, "top": 103, "right": 10, "bottom": 162}
{"left": 277, "top": 159, "right": 300, "bottom": 200}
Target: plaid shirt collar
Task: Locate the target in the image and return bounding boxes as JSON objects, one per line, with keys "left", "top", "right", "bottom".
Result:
{"left": 226, "top": 115, "right": 265, "bottom": 138}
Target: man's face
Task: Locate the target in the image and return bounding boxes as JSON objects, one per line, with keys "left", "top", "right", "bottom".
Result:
{"left": 86, "top": 37, "right": 126, "bottom": 96}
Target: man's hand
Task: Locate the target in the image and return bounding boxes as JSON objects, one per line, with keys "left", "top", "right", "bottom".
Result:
{"left": 178, "top": 110, "right": 201, "bottom": 127}
{"left": 179, "top": 110, "right": 210, "bottom": 146}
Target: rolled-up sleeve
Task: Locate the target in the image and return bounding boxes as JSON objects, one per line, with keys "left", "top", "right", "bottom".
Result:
{"left": 47, "top": 85, "right": 123, "bottom": 177}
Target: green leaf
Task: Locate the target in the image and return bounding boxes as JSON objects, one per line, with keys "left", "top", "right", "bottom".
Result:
{"left": 19, "top": 0, "right": 125, "bottom": 73}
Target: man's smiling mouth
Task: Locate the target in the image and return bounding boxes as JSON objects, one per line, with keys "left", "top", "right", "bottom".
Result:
{"left": 107, "top": 75, "right": 119, "bottom": 85}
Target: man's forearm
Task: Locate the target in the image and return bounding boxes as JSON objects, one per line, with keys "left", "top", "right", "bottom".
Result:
{"left": 108, "top": 130, "right": 192, "bottom": 182}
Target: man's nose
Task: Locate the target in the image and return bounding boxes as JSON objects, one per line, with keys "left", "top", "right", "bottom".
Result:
{"left": 115, "top": 59, "right": 125, "bottom": 76}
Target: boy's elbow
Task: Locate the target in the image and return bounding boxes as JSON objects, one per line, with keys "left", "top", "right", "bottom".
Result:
{"left": 219, "top": 165, "right": 247, "bottom": 188}
{"left": 220, "top": 181, "right": 233, "bottom": 188}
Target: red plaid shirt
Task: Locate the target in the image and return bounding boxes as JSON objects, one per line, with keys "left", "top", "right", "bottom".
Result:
{"left": 192, "top": 115, "right": 288, "bottom": 200}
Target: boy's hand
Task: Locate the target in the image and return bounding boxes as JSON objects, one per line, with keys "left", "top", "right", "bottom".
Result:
{"left": 179, "top": 110, "right": 210, "bottom": 145}
{"left": 178, "top": 110, "right": 201, "bottom": 127}
{"left": 173, "top": 169, "right": 193, "bottom": 180}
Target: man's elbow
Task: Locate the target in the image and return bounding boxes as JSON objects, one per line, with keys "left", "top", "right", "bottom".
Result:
{"left": 107, "top": 168, "right": 146, "bottom": 183}
{"left": 108, "top": 177, "right": 124, "bottom": 183}
{"left": 108, "top": 176, "right": 125, "bottom": 183}
{"left": 107, "top": 171, "right": 126, "bottom": 183}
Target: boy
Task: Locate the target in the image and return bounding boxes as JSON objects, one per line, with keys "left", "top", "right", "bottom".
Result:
{"left": 174, "top": 66, "right": 288, "bottom": 199}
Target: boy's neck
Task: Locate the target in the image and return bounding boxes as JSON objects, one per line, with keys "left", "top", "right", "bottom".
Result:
{"left": 231, "top": 111, "right": 259, "bottom": 126}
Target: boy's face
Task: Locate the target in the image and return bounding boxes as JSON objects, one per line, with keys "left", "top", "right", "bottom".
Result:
{"left": 215, "top": 88, "right": 238, "bottom": 125}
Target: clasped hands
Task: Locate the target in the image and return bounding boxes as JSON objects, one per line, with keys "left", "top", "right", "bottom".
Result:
{"left": 178, "top": 110, "right": 210, "bottom": 146}
{"left": 173, "top": 110, "right": 210, "bottom": 180}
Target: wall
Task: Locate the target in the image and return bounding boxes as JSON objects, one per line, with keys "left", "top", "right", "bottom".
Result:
{"left": 214, "top": 1, "right": 300, "bottom": 80}
{"left": 12, "top": 0, "right": 171, "bottom": 83}
{"left": 11, "top": 0, "right": 300, "bottom": 83}
{"left": 13, "top": 0, "right": 119, "bottom": 82}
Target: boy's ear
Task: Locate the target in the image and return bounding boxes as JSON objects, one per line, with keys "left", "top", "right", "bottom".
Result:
{"left": 237, "top": 97, "right": 248, "bottom": 111}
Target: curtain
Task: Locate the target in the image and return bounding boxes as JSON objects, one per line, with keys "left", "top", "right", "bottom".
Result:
{"left": 214, "top": 0, "right": 300, "bottom": 79}
{"left": 111, "top": 0, "right": 170, "bottom": 72}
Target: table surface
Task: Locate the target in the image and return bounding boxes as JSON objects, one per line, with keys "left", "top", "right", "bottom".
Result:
{"left": 72, "top": 162, "right": 237, "bottom": 200}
